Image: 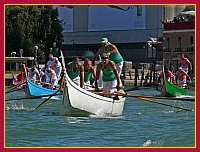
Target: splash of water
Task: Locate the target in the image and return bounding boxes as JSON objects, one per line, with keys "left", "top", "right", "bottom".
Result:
{"left": 6, "top": 101, "right": 30, "bottom": 111}
{"left": 143, "top": 140, "right": 152, "bottom": 146}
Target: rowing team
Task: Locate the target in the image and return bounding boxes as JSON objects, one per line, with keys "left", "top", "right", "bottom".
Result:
{"left": 15, "top": 37, "right": 124, "bottom": 96}
{"left": 158, "top": 65, "right": 192, "bottom": 96}
{"left": 59, "top": 38, "right": 124, "bottom": 97}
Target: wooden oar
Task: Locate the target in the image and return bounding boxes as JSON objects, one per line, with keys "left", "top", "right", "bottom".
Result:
{"left": 5, "top": 87, "right": 20, "bottom": 94}
{"left": 95, "top": 91, "right": 193, "bottom": 111}
{"left": 116, "top": 92, "right": 194, "bottom": 102}
{"left": 33, "top": 90, "right": 60, "bottom": 111}
{"left": 5, "top": 88, "right": 23, "bottom": 94}
{"left": 95, "top": 92, "right": 193, "bottom": 112}
{"left": 5, "top": 82, "right": 26, "bottom": 94}
{"left": 124, "top": 86, "right": 151, "bottom": 92}
{"left": 5, "top": 92, "right": 61, "bottom": 101}
{"left": 136, "top": 96, "right": 193, "bottom": 112}
{"left": 6, "top": 85, "right": 19, "bottom": 91}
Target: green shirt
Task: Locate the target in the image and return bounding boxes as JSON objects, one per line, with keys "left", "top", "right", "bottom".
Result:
{"left": 84, "top": 67, "right": 92, "bottom": 82}
{"left": 102, "top": 44, "right": 123, "bottom": 64}
{"left": 67, "top": 62, "right": 80, "bottom": 79}
{"left": 102, "top": 60, "right": 116, "bottom": 82}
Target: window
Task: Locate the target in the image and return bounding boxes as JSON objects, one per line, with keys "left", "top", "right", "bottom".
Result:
{"left": 167, "top": 37, "right": 170, "bottom": 48}
{"left": 178, "top": 36, "right": 181, "bottom": 48}
{"left": 190, "top": 36, "right": 194, "bottom": 47}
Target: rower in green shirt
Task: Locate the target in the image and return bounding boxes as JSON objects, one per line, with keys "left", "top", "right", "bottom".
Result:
{"left": 59, "top": 57, "right": 84, "bottom": 92}
{"left": 83, "top": 58, "right": 96, "bottom": 89}
{"left": 95, "top": 53, "right": 121, "bottom": 97}
{"left": 92, "top": 37, "right": 124, "bottom": 77}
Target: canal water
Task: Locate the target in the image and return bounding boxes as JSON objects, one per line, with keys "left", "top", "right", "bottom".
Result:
{"left": 5, "top": 86, "right": 195, "bottom": 147}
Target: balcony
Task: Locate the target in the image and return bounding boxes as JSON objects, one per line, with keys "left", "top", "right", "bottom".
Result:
{"left": 163, "top": 48, "right": 171, "bottom": 52}
{"left": 163, "top": 21, "right": 195, "bottom": 30}
{"left": 186, "top": 47, "right": 194, "bottom": 52}
{"left": 174, "top": 48, "right": 183, "bottom": 52}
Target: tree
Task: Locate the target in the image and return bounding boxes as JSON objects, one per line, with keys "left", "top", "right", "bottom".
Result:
{"left": 5, "top": 5, "right": 64, "bottom": 63}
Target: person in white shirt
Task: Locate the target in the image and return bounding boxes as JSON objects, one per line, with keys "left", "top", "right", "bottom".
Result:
{"left": 27, "top": 65, "right": 40, "bottom": 83}
{"left": 39, "top": 68, "right": 45, "bottom": 82}
{"left": 46, "top": 54, "right": 62, "bottom": 80}
{"left": 42, "top": 67, "right": 58, "bottom": 89}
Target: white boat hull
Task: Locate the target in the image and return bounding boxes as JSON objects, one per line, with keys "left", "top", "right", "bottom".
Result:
{"left": 61, "top": 72, "right": 126, "bottom": 116}
{"left": 60, "top": 50, "right": 126, "bottom": 116}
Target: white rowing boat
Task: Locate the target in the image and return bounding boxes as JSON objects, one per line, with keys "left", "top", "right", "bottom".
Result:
{"left": 60, "top": 51, "right": 126, "bottom": 116}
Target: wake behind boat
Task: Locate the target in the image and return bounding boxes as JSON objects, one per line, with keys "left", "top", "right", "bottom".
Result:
{"left": 60, "top": 51, "right": 126, "bottom": 116}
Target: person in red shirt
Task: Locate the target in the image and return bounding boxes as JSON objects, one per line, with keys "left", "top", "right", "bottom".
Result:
{"left": 160, "top": 66, "right": 175, "bottom": 84}
{"left": 178, "top": 53, "right": 192, "bottom": 73}
{"left": 159, "top": 66, "right": 175, "bottom": 96}
{"left": 176, "top": 67, "right": 191, "bottom": 88}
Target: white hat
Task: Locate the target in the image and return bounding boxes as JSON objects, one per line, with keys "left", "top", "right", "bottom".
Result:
{"left": 101, "top": 38, "right": 108, "bottom": 43}
{"left": 46, "top": 68, "right": 51, "bottom": 71}
{"left": 178, "top": 67, "right": 182, "bottom": 70}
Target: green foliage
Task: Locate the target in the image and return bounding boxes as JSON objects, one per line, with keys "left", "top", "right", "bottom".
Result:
{"left": 5, "top": 5, "right": 64, "bottom": 63}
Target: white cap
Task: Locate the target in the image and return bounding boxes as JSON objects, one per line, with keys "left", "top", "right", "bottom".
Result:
{"left": 101, "top": 38, "right": 108, "bottom": 43}
{"left": 46, "top": 68, "right": 51, "bottom": 71}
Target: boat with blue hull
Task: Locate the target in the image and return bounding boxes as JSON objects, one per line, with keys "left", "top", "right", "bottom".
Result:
{"left": 25, "top": 78, "right": 59, "bottom": 96}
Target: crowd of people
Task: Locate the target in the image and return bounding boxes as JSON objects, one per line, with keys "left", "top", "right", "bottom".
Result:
{"left": 161, "top": 14, "right": 195, "bottom": 24}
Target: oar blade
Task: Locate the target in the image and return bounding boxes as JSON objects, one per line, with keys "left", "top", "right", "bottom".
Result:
{"left": 33, "top": 90, "right": 60, "bottom": 111}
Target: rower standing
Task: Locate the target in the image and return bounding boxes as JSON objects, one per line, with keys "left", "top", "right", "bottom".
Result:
{"left": 46, "top": 54, "right": 62, "bottom": 80}
{"left": 178, "top": 53, "right": 192, "bottom": 73}
{"left": 92, "top": 38, "right": 124, "bottom": 79}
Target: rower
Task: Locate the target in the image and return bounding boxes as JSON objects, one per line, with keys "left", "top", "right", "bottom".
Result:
{"left": 158, "top": 66, "right": 175, "bottom": 97}
{"left": 59, "top": 57, "right": 84, "bottom": 92}
{"left": 178, "top": 53, "right": 192, "bottom": 74}
{"left": 46, "top": 54, "right": 62, "bottom": 80}
{"left": 83, "top": 58, "right": 96, "bottom": 90}
{"left": 92, "top": 37, "right": 124, "bottom": 85}
{"left": 176, "top": 67, "right": 191, "bottom": 88}
{"left": 27, "top": 64, "right": 40, "bottom": 84}
{"left": 42, "top": 67, "right": 58, "bottom": 89}
{"left": 94, "top": 53, "right": 121, "bottom": 98}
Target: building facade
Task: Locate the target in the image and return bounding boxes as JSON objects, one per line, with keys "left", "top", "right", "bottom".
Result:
{"left": 162, "top": 17, "right": 195, "bottom": 76}
{"left": 55, "top": 5, "right": 190, "bottom": 64}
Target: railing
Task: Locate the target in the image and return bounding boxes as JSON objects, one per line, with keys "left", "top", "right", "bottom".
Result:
{"left": 186, "top": 47, "right": 194, "bottom": 52}
{"left": 163, "top": 48, "right": 171, "bottom": 52}
{"left": 174, "top": 48, "right": 182, "bottom": 52}
{"left": 163, "top": 21, "right": 195, "bottom": 30}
